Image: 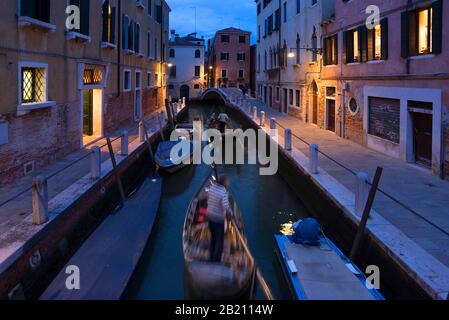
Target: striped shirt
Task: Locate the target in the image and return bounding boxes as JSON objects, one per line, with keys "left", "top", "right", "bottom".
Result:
{"left": 207, "top": 183, "right": 231, "bottom": 223}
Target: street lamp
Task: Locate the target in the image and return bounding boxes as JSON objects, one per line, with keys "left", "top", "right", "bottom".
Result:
{"left": 167, "top": 63, "right": 173, "bottom": 68}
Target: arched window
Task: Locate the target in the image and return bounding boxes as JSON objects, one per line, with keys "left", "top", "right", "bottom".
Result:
{"left": 127, "top": 19, "right": 134, "bottom": 51}
{"left": 122, "top": 15, "right": 129, "bottom": 50}
{"left": 296, "top": 34, "right": 301, "bottom": 64}
{"left": 195, "top": 49, "right": 201, "bottom": 58}
{"left": 135, "top": 23, "right": 140, "bottom": 53}
{"left": 169, "top": 48, "right": 175, "bottom": 58}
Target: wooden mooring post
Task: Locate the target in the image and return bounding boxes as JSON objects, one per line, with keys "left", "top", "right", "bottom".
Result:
{"left": 106, "top": 137, "right": 126, "bottom": 203}
{"left": 350, "top": 167, "right": 383, "bottom": 261}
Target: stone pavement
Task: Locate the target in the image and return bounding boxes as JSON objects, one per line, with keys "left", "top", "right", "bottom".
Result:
{"left": 221, "top": 87, "right": 449, "bottom": 268}
{"left": 0, "top": 108, "right": 167, "bottom": 263}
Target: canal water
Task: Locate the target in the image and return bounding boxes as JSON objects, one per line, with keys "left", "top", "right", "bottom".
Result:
{"left": 123, "top": 102, "right": 309, "bottom": 300}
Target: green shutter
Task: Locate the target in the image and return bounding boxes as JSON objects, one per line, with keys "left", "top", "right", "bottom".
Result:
{"left": 381, "top": 18, "right": 388, "bottom": 60}
{"left": 432, "top": 0, "right": 443, "bottom": 55}
{"left": 334, "top": 34, "right": 338, "bottom": 65}
{"left": 80, "top": 0, "right": 90, "bottom": 36}
{"left": 343, "top": 31, "right": 348, "bottom": 63}
{"left": 110, "top": 7, "right": 116, "bottom": 44}
{"left": 401, "top": 11, "right": 409, "bottom": 58}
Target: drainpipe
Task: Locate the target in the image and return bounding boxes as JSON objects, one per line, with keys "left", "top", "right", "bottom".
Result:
{"left": 278, "top": 0, "right": 282, "bottom": 113}
{"left": 406, "top": 0, "right": 412, "bottom": 74}
{"left": 117, "top": 0, "right": 121, "bottom": 98}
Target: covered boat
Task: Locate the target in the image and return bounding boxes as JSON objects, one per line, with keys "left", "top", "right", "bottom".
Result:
{"left": 183, "top": 175, "right": 256, "bottom": 300}
{"left": 155, "top": 139, "right": 195, "bottom": 173}
{"left": 275, "top": 227, "right": 384, "bottom": 300}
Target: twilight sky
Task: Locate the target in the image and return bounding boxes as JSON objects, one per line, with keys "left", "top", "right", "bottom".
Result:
{"left": 167, "top": 0, "right": 257, "bottom": 44}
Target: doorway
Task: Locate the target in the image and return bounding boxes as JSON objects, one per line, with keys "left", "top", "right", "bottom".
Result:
{"left": 283, "top": 88, "right": 288, "bottom": 113}
{"left": 180, "top": 85, "right": 190, "bottom": 101}
{"left": 82, "top": 89, "right": 103, "bottom": 145}
{"left": 135, "top": 89, "right": 142, "bottom": 121}
{"left": 326, "top": 99, "right": 336, "bottom": 132}
{"left": 412, "top": 112, "right": 432, "bottom": 167}
{"left": 311, "top": 81, "right": 318, "bottom": 125}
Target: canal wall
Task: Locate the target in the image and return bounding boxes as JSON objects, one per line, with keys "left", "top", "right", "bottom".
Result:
{"left": 222, "top": 99, "right": 449, "bottom": 300}
{"left": 0, "top": 117, "right": 179, "bottom": 299}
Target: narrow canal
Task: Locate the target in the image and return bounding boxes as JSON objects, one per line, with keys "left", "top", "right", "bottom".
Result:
{"left": 123, "top": 102, "right": 309, "bottom": 300}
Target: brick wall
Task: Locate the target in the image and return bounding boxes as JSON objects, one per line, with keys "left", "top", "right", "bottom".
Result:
{"left": 0, "top": 102, "right": 80, "bottom": 186}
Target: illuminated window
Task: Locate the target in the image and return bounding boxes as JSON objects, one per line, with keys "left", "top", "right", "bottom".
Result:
{"left": 418, "top": 8, "right": 432, "bottom": 54}
{"left": 374, "top": 24, "right": 382, "bottom": 59}
{"left": 353, "top": 30, "right": 359, "bottom": 62}
{"left": 102, "top": 1, "right": 116, "bottom": 44}
{"left": 22, "top": 67, "right": 46, "bottom": 104}
{"left": 83, "top": 68, "right": 103, "bottom": 85}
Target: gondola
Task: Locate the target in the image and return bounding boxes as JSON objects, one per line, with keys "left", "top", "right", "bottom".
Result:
{"left": 155, "top": 138, "right": 195, "bottom": 173}
{"left": 182, "top": 175, "right": 257, "bottom": 300}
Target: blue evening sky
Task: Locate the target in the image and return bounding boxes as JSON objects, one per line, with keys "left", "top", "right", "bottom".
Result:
{"left": 167, "top": 0, "right": 257, "bottom": 44}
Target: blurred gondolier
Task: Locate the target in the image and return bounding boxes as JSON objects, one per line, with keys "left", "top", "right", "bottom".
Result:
{"left": 207, "top": 174, "right": 232, "bottom": 262}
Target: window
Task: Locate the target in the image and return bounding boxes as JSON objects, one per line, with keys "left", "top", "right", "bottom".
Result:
{"left": 154, "top": 73, "right": 158, "bottom": 86}
{"left": 268, "top": 14, "right": 273, "bottom": 34}
{"left": 296, "top": 0, "right": 301, "bottom": 14}
{"left": 257, "top": 25, "right": 261, "bottom": 42}
{"left": 220, "top": 52, "right": 229, "bottom": 61}
{"left": 311, "top": 0, "right": 317, "bottom": 5}
{"left": 194, "top": 84, "right": 200, "bottom": 89}
{"left": 295, "top": 90, "right": 300, "bottom": 107}
{"left": 148, "top": 0, "right": 152, "bottom": 16}
{"left": 343, "top": 28, "right": 360, "bottom": 63}
{"left": 194, "top": 66, "right": 201, "bottom": 77}
{"left": 348, "top": 97, "right": 359, "bottom": 115}
{"left": 124, "top": 70, "right": 131, "bottom": 91}
{"left": 257, "top": 3, "right": 261, "bottom": 15}
{"left": 264, "top": 51, "right": 267, "bottom": 70}
{"left": 323, "top": 35, "right": 338, "bottom": 65}
{"left": 83, "top": 68, "right": 103, "bottom": 85}
{"left": 147, "top": 72, "right": 151, "bottom": 87}
{"left": 283, "top": 2, "right": 287, "bottom": 23}
{"left": 311, "top": 28, "right": 317, "bottom": 62}
{"left": 276, "top": 87, "right": 280, "bottom": 101}
{"left": 239, "top": 35, "right": 246, "bottom": 43}
{"left": 70, "top": 0, "right": 90, "bottom": 35}
{"left": 102, "top": 1, "right": 116, "bottom": 44}
{"left": 20, "top": 0, "right": 50, "bottom": 23}
{"left": 237, "top": 53, "right": 246, "bottom": 61}
{"left": 238, "top": 70, "right": 244, "bottom": 79}
{"left": 122, "top": 15, "right": 130, "bottom": 50}
{"left": 154, "top": 38, "right": 158, "bottom": 60}
{"left": 367, "top": 19, "right": 388, "bottom": 61}
{"left": 257, "top": 53, "right": 260, "bottom": 72}
{"left": 401, "top": 2, "right": 442, "bottom": 57}
{"left": 221, "top": 69, "right": 227, "bottom": 78}
{"left": 195, "top": 49, "right": 201, "bottom": 58}
{"left": 169, "top": 48, "right": 175, "bottom": 58}
{"left": 221, "top": 35, "right": 230, "bottom": 43}
{"left": 169, "top": 65, "right": 176, "bottom": 78}
{"left": 136, "top": 71, "right": 141, "bottom": 89}
{"left": 21, "top": 65, "right": 47, "bottom": 104}
{"left": 295, "top": 34, "right": 301, "bottom": 64}
{"left": 135, "top": 23, "right": 141, "bottom": 53}
{"left": 147, "top": 32, "right": 151, "bottom": 57}
{"left": 289, "top": 89, "right": 294, "bottom": 105}
{"left": 274, "top": 9, "right": 281, "bottom": 30}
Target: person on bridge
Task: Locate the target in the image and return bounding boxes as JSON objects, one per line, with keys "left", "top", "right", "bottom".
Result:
{"left": 206, "top": 174, "right": 233, "bottom": 262}
{"left": 217, "top": 113, "right": 230, "bottom": 134}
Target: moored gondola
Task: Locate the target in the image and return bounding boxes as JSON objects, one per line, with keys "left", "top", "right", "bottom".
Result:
{"left": 182, "top": 175, "right": 257, "bottom": 300}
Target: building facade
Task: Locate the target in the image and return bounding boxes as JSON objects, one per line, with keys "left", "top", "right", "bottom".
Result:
{"left": 168, "top": 33, "right": 205, "bottom": 101}
{"left": 208, "top": 27, "right": 251, "bottom": 89}
{"left": 255, "top": 0, "right": 334, "bottom": 116}
{"left": 320, "top": 0, "right": 448, "bottom": 178}
{"left": 0, "top": 0, "right": 170, "bottom": 185}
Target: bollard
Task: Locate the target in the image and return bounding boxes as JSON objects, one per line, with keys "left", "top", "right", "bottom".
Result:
{"left": 355, "top": 172, "right": 370, "bottom": 217}
{"left": 309, "top": 144, "right": 319, "bottom": 174}
{"left": 284, "top": 128, "right": 292, "bottom": 151}
{"left": 90, "top": 146, "right": 101, "bottom": 180}
{"left": 121, "top": 130, "right": 129, "bottom": 156}
{"left": 138, "top": 121, "right": 145, "bottom": 142}
{"left": 32, "top": 175, "right": 48, "bottom": 225}
{"left": 269, "top": 118, "right": 277, "bottom": 138}
{"left": 252, "top": 106, "right": 257, "bottom": 120}
{"left": 260, "top": 111, "right": 266, "bottom": 127}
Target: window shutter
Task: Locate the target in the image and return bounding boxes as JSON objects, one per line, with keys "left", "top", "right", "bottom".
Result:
{"left": 323, "top": 38, "right": 328, "bottom": 65}
{"left": 334, "top": 34, "right": 338, "bottom": 65}
{"left": 359, "top": 26, "right": 368, "bottom": 63}
{"left": 367, "top": 28, "right": 374, "bottom": 61}
{"left": 343, "top": 31, "right": 348, "bottom": 63}
{"left": 110, "top": 7, "right": 116, "bottom": 44}
{"left": 102, "top": 1, "right": 109, "bottom": 42}
{"left": 408, "top": 11, "right": 417, "bottom": 56}
{"left": 122, "top": 15, "right": 128, "bottom": 50}
{"left": 381, "top": 18, "right": 388, "bottom": 60}
{"left": 80, "top": 0, "right": 90, "bottom": 36}
{"left": 401, "top": 11, "right": 409, "bottom": 58}
{"left": 432, "top": 0, "right": 443, "bottom": 55}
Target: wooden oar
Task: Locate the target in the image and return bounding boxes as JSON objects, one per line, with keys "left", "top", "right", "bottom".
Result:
{"left": 228, "top": 217, "right": 274, "bottom": 300}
